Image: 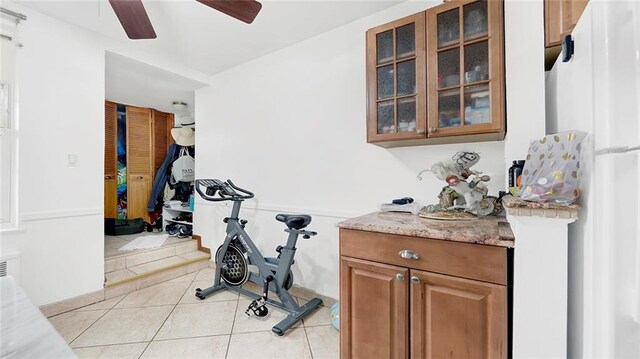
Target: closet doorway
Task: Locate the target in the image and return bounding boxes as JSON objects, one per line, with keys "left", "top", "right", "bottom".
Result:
{"left": 102, "top": 51, "right": 207, "bottom": 288}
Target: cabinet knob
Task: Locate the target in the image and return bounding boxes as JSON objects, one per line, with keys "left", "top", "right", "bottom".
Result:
{"left": 105, "top": 175, "right": 112, "bottom": 179}
{"left": 396, "top": 273, "right": 405, "bottom": 281}
{"left": 416, "top": 128, "right": 425, "bottom": 135}
{"left": 398, "top": 250, "right": 420, "bottom": 260}
{"left": 428, "top": 127, "right": 437, "bottom": 134}
{"left": 411, "top": 276, "right": 420, "bottom": 284}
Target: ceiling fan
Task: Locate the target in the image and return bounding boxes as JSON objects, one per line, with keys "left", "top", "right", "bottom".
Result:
{"left": 108, "top": 0, "right": 262, "bottom": 40}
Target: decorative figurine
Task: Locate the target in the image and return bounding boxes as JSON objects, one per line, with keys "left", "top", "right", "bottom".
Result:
{"left": 417, "top": 151, "right": 498, "bottom": 218}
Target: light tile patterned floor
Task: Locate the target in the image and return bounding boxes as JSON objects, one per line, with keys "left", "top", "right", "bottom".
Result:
{"left": 48, "top": 268, "right": 339, "bottom": 359}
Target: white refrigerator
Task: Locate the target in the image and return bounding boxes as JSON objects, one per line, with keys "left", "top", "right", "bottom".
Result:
{"left": 546, "top": 0, "right": 640, "bottom": 357}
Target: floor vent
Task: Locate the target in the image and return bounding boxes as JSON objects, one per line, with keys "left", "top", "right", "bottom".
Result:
{"left": 0, "top": 261, "right": 6, "bottom": 277}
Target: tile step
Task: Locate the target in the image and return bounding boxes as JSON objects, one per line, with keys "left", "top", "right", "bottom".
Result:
{"left": 105, "top": 240, "right": 199, "bottom": 272}
{"left": 105, "top": 251, "right": 210, "bottom": 288}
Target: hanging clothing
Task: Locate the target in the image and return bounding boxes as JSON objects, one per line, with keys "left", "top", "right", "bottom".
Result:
{"left": 147, "top": 144, "right": 195, "bottom": 211}
{"left": 148, "top": 144, "right": 180, "bottom": 211}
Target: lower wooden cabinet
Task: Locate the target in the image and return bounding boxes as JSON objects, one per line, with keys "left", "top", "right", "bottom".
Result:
{"left": 410, "top": 270, "right": 507, "bottom": 359}
{"left": 340, "top": 257, "right": 408, "bottom": 359}
{"left": 340, "top": 229, "right": 508, "bottom": 359}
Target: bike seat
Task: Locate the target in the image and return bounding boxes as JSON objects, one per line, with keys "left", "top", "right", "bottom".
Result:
{"left": 275, "top": 214, "right": 312, "bottom": 230}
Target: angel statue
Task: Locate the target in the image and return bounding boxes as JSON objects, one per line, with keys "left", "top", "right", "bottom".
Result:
{"left": 417, "top": 151, "right": 498, "bottom": 217}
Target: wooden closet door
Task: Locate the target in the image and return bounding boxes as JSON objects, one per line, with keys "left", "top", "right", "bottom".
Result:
{"left": 151, "top": 110, "right": 175, "bottom": 176}
{"left": 104, "top": 101, "right": 118, "bottom": 219}
{"left": 409, "top": 269, "right": 507, "bottom": 359}
{"left": 126, "top": 106, "right": 152, "bottom": 221}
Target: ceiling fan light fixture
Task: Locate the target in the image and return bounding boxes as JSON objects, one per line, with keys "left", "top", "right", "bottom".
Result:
{"left": 172, "top": 101, "right": 188, "bottom": 112}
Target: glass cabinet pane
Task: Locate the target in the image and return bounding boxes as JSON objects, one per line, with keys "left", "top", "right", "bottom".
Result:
{"left": 464, "top": 84, "right": 490, "bottom": 125}
{"left": 377, "top": 100, "right": 395, "bottom": 134}
{"left": 397, "top": 60, "right": 416, "bottom": 96}
{"left": 464, "top": 1, "right": 488, "bottom": 41}
{"left": 437, "top": 9, "right": 460, "bottom": 48}
{"left": 397, "top": 97, "right": 416, "bottom": 132}
{"left": 396, "top": 23, "right": 416, "bottom": 59}
{"left": 377, "top": 30, "right": 394, "bottom": 64}
{"left": 438, "top": 89, "right": 461, "bottom": 128}
{"left": 438, "top": 48, "right": 460, "bottom": 88}
{"left": 377, "top": 65, "right": 394, "bottom": 99}
{"left": 464, "top": 41, "right": 488, "bottom": 83}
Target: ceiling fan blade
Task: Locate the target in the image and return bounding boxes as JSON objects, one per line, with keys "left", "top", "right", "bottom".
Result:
{"left": 108, "top": 0, "right": 157, "bottom": 39}
{"left": 196, "top": 0, "right": 262, "bottom": 24}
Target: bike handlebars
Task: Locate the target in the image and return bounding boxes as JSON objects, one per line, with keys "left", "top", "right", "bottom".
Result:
{"left": 195, "top": 179, "right": 255, "bottom": 202}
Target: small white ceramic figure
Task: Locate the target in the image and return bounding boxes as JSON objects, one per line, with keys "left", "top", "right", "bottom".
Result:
{"left": 417, "top": 151, "right": 494, "bottom": 216}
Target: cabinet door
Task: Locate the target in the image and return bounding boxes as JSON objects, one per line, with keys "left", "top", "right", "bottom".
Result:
{"left": 127, "top": 174, "right": 151, "bottom": 220}
{"left": 545, "top": 0, "right": 589, "bottom": 47}
{"left": 366, "top": 12, "right": 426, "bottom": 143}
{"left": 426, "top": 0, "right": 504, "bottom": 137}
{"left": 126, "top": 106, "right": 152, "bottom": 221}
{"left": 409, "top": 269, "right": 507, "bottom": 359}
{"left": 104, "top": 101, "right": 118, "bottom": 218}
{"left": 340, "top": 257, "right": 408, "bottom": 359}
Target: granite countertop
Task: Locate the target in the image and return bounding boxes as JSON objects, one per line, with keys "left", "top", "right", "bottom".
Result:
{"left": 502, "top": 195, "right": 580, "bottom": 219}
{"left": 338, "top": 211, "right": 515, "bottom": 248}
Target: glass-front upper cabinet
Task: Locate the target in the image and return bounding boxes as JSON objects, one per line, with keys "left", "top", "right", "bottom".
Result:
{"left": 366, "top": 13, "right": 426, "bottom": 143}
{"left": 426, "top": 0, "right": 504, "bottom": 138}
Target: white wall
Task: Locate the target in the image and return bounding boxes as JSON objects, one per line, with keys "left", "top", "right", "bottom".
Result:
{"left": 0, "top": 2, "right": 105, "bottom": 305}
{"left": 0, "top": 2, "right": 207, "bottom": 306}
{"left": 503, "top": 0, "right": 546, "bottom": 181}
{"left": 195, "top": 0, "right": 544, "bottom": 299}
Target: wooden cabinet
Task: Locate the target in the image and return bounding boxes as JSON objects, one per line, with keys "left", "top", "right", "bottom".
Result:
{"left": 410, "top": 270, "right": 507, "bottom": 359}
{"left": 340, "top": 228, "right": 508, "bottom": 358}
{"left": 340, "top": 257, "right": 408, "bottom": 359}
{"left": 365, "top": 0, "right": 505, "bottom": 147}
{"left": 366, "top": 13, "right": 426, "bottom": 143}
{"left": 545, "top": 0, "right": 588, "bottom": 47}
{"left": 426, "top": 0, "right": 504, "bottom": 138}
{"left": 104, "top": 101, "right": 118, "bottom": 218}
{"left": 544, "top": 0, "right": 589, "bottom": 69}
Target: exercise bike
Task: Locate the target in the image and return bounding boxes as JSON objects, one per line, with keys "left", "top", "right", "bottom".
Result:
{"left": 193, "top": 179, "right": 323, "bottom": 336}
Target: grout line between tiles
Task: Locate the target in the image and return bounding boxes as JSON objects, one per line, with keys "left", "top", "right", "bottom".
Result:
{"left": 224, "top": 299, "right": 240, "bottom": 359}
{"left": 302, "top": 322, "right": 315, "bottom": 359}
{"left": 137, "top": 267, "right": 202, "bottom": 359}
{"left": 68, "top": 294, "right": 128, "bottom": 347}
{"left": 147, "top": 333, "right": 231, "bottom": 343}
{"left": 70, "top": 340, "right": 150, "bottom": 350}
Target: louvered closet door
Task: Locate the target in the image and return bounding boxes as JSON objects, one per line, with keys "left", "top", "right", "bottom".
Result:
{"left": 104, "top": 101, "right": 118, "bottom": 219}
{"left": 126, "top": 106, "right": 152, "bottom": 221}
{"left": 151, "top": 110, "right": 175, "bottom": 175}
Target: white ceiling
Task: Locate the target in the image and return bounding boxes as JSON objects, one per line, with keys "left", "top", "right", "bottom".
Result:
{"left": 105, "top": 51, "right": 206, "bottom": 120}
{"left": 16, "top": 0, "right": 405, "bottom": 76}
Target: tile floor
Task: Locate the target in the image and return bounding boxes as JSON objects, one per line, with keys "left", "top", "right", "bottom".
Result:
{"left": 48, "top": 267, "right": 339, "bottom": 359}
{"left": 105, "top": 233, "right": 192, "bottom": 259}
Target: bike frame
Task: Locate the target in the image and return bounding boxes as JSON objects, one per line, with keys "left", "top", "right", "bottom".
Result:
{"left": 212, "top": 200, "right": 300, "bottom": 311}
